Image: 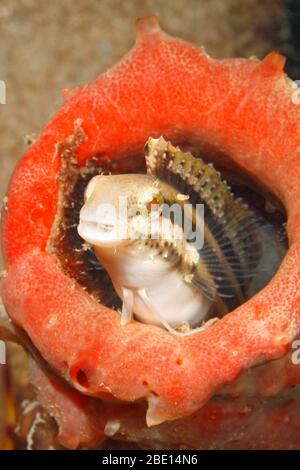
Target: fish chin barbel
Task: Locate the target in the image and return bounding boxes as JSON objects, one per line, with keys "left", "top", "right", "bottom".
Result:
{"left": 78, "top": 137, "right": 285, "bottom": 335}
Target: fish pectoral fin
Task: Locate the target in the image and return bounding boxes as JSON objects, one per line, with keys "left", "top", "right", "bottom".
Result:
{"left": 120, "top": 287, "right": 134, "bottom": 326}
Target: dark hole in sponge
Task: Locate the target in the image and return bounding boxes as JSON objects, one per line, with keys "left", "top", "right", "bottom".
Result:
{"left": 75, "top": 368, "right": 90, "bottom": 389}
{"left": 47, "top": 137, "right": 287, "bottom": 315}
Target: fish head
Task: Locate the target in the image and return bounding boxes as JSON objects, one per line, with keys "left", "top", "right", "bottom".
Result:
{"left": 78, "top": 173, "right": 164, "bottom": 248}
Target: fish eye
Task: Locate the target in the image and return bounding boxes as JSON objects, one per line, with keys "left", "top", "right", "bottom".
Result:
{"left": 146, "top": 194, "right": 163, "bottom": 212}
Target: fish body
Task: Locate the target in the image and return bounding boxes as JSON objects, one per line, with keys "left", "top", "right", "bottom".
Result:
{"left": 78, "top": 171, "right": 211, "bottom": 332}
{"left": 78, "top": 137, "right": 279, "bottom": 334}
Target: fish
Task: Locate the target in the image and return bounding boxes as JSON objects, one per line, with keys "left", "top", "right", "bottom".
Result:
{"left": 78, "top": 137, "right": 283, "bottom": 335}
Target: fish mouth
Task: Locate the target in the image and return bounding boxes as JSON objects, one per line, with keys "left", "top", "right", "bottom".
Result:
{"left": 78, "top": 219, "right": 115, "bottom": 238}
{"left": 79, "top": 220, "right": 114, "bottom": 231}
{"left": 46, "top": 137, "right": 288, "bottom": 322}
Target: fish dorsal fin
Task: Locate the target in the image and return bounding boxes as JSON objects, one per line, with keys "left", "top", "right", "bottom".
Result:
{"left": 144, "top": 136, "right": 263, "bottom": 311}
{"left": 145, "top": 136, "right": 244, "bottom": 223}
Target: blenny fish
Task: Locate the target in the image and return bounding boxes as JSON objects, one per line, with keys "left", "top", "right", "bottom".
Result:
{"left": 78, "top": 137, "right": 285, "bottom": 335}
